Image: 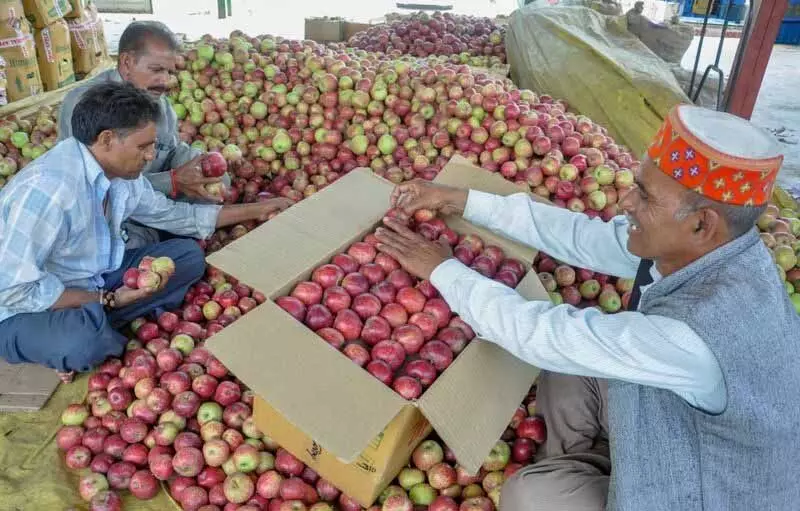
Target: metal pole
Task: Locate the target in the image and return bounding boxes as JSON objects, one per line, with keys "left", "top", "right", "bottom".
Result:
{"left": 687, "top": 0, "right": 717, "bottom": 96}
{"left": 724, "top": 0, "right": 789, "bottom": 118}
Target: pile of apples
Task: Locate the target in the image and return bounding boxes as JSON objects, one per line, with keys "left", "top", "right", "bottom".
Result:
{"left": 0, "top": 107, "right": 58, "bottom": 189}
{"left": 56, "top": 260, "right": 548, "bottom": 511}
{"left": 757, "top": 203, "right": 800, "bottom": 312}
{"left": 276, "top": 209, "right": 526, "bottom": 398}
{"left": 343, "top": 11, "right": 507, "bottom": 67}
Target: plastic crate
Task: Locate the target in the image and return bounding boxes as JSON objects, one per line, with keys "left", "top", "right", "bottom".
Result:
{"left": 776, "top": 20, "right": 800, "bottom": 45}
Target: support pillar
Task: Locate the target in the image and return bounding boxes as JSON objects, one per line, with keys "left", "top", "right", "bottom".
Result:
{"left": 724, "top": 0, "right": 789, "bottom": 118}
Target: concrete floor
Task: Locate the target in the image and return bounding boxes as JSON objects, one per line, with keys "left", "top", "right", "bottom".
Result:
{"left": 96, "top": 0, "right": 800, "bottom": 190}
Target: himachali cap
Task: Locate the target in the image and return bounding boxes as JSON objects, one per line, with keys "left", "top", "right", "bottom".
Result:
{"left": 647, "top": 104, "right": 783, "bottom": 206}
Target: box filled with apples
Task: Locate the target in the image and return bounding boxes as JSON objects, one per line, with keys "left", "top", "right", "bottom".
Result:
{"left": 203, "top": 157, "right": 549, "bottom": 507}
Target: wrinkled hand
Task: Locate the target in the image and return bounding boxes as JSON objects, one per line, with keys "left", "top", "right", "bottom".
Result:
{"left": 375, "top": 217, "right": 453, "bottom": 280}
{"left": 174, "top": 155, "right": 223, "bottom": 202}
{"left": 257, "top": 197, "right": 295, "bottom": 221}
{"left": 391, "top": 179, "right": 468, "bottom": 217}
{"left": 112, "top": 269, "right": 170, "bottom": 308}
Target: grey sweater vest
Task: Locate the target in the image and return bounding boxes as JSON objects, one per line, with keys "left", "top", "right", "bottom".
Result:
{"left": 607, "top": 228, "right": 800, "bottom": 511}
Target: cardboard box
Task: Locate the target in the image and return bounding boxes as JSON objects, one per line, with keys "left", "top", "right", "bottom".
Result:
{"left": 304, "top": 17, "right": 344, "bottom": 43}
{"left": 34, "top": 18, "right": 74, "bottom": 90}
{"left": 64, "top": 0, "right": 86, "bottom": 18}
{"left": 66, "top": 8, "right": 98, "bottom": 73}
{"left": 205, "top": 156, "right": 545, "bottom": 507}
{"left": 21, "top": 0, "right": 71, "bottom": 28}
{"left": 0, "top": 16, "right": 43, "bottom": 102}
{"left": 343, "top": 21, "right": 374, "bottom": 41}
{"left": 0, "top": 0, "right": 24, "bottom": 20}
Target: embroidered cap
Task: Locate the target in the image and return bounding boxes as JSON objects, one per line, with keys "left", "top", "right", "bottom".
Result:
{"left": 647, "top": 104, "right": 783, "bottom": 206}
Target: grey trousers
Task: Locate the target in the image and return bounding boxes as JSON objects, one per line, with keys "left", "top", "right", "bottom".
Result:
{"left": 500, "top": 371, "right": 611, "bottom": 511}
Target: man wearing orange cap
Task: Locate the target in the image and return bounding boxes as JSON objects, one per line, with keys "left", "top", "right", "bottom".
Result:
{"left": 375, "top": 104, "right": 800, "bottom": 510}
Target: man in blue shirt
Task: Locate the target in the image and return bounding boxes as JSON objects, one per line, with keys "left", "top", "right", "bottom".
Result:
{"left": 0, "top": 82, "right": 291, "bottom": 381}
{"left": 58, "top": 21, "right": 225, "bottom": 248}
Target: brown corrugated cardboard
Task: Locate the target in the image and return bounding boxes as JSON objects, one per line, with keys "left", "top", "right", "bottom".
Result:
{"left": 0, "top": 16, "right": 43, "bottom": 102}
{"left": 205, "top": 157, "right": 546, "bottom": 506}
{"left": 86, "top": 2, "right": 105, "bottom": 58}
{"left": 66, "top": 8, "right": 98, "bottom": 74}
{"left": 64, "top": 0, "right": 86, "bottom": 18}
{"left": 304, "top": 17, "right": 344, "bottom": 43}
{"left": 0, "top": 0, "right": 24, "bottom": 20}
{"left": 343, "top": 21, "right": 373, "bottom": 41}
{"left": 35, "top": 18, "right": 74, "bottom": 90}
{"left": 21, "top": 0, "right": 71, "bottom": 28}
{"left": 0, "top": 359, "right": 60, "bottom": 411}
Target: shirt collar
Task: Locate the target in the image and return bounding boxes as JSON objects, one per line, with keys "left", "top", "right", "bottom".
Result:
{"left": 76, "top": 140, "right": 110, "bottom": 192}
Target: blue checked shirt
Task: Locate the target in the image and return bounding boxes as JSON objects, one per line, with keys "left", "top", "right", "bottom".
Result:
{"left": 0, "top": 138, "right": 221, "bottom": 323}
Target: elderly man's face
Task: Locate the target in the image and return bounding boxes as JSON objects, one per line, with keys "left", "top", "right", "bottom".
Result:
{"left": 618, "top": 159, "right": 702, "bottom": 262}
{"left": 119, "top": 38, "right": 176, "bottom": 98}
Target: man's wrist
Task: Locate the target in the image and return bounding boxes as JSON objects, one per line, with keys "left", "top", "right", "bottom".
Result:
{"left": 170, "top": 169, "right": 179, "bottom": 199}
{"left": 442, "top": 188, "right": 469, "bottom": 215}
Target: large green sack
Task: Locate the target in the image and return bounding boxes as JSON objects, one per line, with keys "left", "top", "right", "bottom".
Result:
{"left": 506, "top": 5, "right": 691, "bottom": 156}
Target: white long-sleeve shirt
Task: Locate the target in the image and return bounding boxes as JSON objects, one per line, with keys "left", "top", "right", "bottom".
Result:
{"left": 430, "top": 191, "right": 726, "bottom": 414}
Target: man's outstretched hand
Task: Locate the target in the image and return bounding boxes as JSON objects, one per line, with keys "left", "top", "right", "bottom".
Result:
{"left": 112, "top": 268, "right": 171, "bottom": 308}
{"left": 391, "top": 179, "right": 469, "bottom": 217}
{"left": 256, "top": 197, "right": 295, "bottom": 221}
{"left": 375, "top": 217, "right": 453, "bottom": 280}
{"left": 174, "top": 155, "right": 224, "bottom": 202}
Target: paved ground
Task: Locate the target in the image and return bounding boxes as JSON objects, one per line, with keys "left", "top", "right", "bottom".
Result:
{"left": 96, "top": 0, "right": 800, "bottom": 189}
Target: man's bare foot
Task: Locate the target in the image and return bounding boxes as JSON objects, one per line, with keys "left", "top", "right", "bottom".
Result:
{"left": 57, "top": 370, "right": 75, "bottom": 384}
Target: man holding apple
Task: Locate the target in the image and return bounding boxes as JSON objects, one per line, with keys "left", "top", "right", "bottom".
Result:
{"left": 0, "top": 82, "right": 291, "bottom": 382}
{"left": 375, "top": 105, "right": 800, "bottom": 510}
{"left": 58, "top": 20, "right": 225, "bottom": 248}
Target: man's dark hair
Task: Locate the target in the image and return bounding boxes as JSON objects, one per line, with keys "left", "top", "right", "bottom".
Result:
{"left": 71, "top": 82, "right": 160, "bottom": 145}
{"left": 118, "top": 20, "right": 179, "bottom": 58}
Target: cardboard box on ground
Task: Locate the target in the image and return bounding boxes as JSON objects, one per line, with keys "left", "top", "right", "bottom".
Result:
{"left": 21, "top": 0, "right": 71, "bottom": 29}
{"left": 34, "top": 17, "right": 74, "bottom": 91}
{"left": 304, "top": 17, "right": 344, "bottom": 43}
{"left": 205, "top": 155, "right": 548, "bottom": 507}
{"left": 0, "top": 16, "right": 43, "bottom": 102}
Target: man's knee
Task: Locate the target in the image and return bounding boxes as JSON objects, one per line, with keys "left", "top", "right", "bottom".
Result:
{"left": 63, "top": 306, "right": 126, "bottom": 371}
{"left": 500, "top": 456, "right": 609, "bottom": 511}
{"left": 161, "top": 238, "right": 206, "bottom": 282}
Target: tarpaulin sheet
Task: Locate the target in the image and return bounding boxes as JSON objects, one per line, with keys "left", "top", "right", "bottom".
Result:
{"left": 0, "top": 374, "right": 178, "bottom": 510}
{"left": 506, "top": 4, "right": 691, "bottom": 156}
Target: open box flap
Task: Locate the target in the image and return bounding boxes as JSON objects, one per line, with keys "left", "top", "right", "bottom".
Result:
{"left": 416, "top": 271, "right": 546, "bottom": 473}
{"left": 206, "top": 169, "right": 395, "bottom": 297}
{"left": 205, "top": 304, "right": 407, "bottom": 463}
{"left": 205, "top": 169, "right": 409, "bottom": 462}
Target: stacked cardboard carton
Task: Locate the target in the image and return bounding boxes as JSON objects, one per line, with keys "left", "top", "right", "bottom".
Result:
{"left": 65, "top": 0, "right": 102, "bottom": 74}
{"left": 206, "top": 156, "right": 545, "bottom": 507}
{"left": 34, "top": 17, "right": 73, "bottom": 90}
{"left": 17, "top": 0, "right": 75, "bottom": 93}
{"left": 0, "top": 12, "right": 43, "bottom": 102}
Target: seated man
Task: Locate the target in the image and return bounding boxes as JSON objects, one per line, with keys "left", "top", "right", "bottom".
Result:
{"left": 376, "top": 104, "right": 800, "bottom": 509}
{"left": 0, "top": 82, "right": 291, "bottom": 382}
{"left": 58, "top": 20, "right": 226, "bottom": 248}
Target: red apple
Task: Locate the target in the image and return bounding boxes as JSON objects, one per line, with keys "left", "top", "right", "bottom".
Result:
{"left": 311, "top": 264, "right": 345, "bottom": 289}
{"left": 277, "top": 296, "right": 307, "bottom": 322}
{"left": 292, "top": 281, "right": 324, "bottom": 306}
{"left": 392, "top": 376, "right": 423, "bottom": 400}
{"left": 322, "top": 286, "right": 351, "bottom": 313}
{"left": 409, "top": 312, "right": 438, "bottom": 340}
{"left": 341, "top": 273, "right": 370, "bottom": 296}
{"left": 352, "top": 293, "right": 382, "bottom": 319}
{"left": 342, "top": 342, "right": 370, "bottom": 367}
{"left": 396, "top": 287, "right": 426, "bottom": 314}
{"left": 403, "top": 359, "right": 437, "bottom": 386}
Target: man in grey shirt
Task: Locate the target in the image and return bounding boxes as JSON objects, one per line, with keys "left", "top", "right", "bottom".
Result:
{"left": 59, "top": 21, "right": 225, "bottom": 248}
